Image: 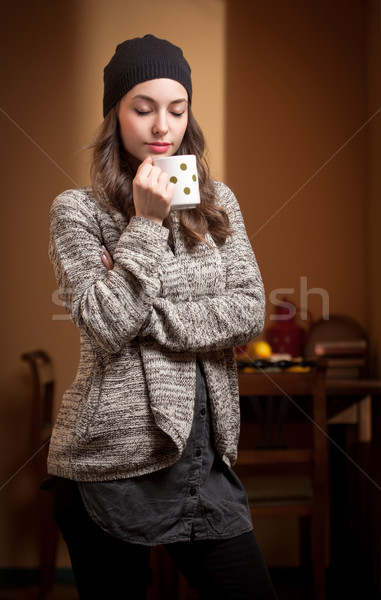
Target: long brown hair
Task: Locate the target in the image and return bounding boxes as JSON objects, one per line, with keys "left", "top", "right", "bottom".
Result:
{"left": 90, "top": 104, "right": 231, "bottom": 249}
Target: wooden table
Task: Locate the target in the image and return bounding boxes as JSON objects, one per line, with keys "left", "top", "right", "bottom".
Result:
{"left": 326, "top": 378, "right": 381, "bottom": 442}
{"left": 238, "top": 367, "right": 381, "bottom": 443}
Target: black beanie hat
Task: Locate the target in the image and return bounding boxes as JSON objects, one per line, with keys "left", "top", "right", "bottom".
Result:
{"left": 103, "top": 34, "right": 192, "bottom": 117}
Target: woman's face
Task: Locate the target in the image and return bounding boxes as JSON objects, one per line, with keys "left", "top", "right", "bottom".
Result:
{"left": 118, "top": 78, "right": 189, "bottom": 170}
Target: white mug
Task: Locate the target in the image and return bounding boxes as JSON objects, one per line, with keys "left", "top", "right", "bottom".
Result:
{"left": 153, "top": 154, "right": 200, "bottom": 210}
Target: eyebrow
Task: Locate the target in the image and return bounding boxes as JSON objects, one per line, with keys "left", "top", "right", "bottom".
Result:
{"left": 131, "top": 94, "right": 188, "bottom": 105}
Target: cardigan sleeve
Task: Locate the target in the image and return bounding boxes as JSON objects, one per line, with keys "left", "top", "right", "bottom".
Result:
{"left": 49, "top": 190, "right": 169, "bottom": 354}
{"left": 140, "top": 182, "right": 265, "bottom": 352}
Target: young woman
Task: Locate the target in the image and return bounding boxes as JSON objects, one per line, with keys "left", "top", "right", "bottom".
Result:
{"left": 47, "top": 34, "right": 277, "bottom": 600}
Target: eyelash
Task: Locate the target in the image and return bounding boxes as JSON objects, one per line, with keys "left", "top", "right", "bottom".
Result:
{"left": 134, "top": 109, "right": 184, "bottom": 118}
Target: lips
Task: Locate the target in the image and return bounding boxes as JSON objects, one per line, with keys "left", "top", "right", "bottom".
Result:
{"left": 146, "top": 142, "right": 172, "bottom": 153}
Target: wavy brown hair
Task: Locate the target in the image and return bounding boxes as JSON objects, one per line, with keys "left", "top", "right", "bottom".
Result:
{"left": 90, "top": 104, "right": 231, "bottom": 249}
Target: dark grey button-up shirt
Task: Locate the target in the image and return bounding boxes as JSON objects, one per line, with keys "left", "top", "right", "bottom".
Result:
{"left": 79, "top": 361, "right": 252, "bottom": 546}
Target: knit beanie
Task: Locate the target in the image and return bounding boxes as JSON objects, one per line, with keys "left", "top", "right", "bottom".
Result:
{"left": 103, "top": 34, "right": 192, "bottom": 117}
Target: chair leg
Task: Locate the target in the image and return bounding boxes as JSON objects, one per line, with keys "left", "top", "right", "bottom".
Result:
{"left": 148, "top": 546, "right": 178, "bottom": 600}
{"left": 299, "top": 516, "right": 312, "bottom": 591}
{"left": 37, "top": 489, "right": 59, "bottom": 599}
{"left": 311, "top": 505, "right": 326, "bottom": 600}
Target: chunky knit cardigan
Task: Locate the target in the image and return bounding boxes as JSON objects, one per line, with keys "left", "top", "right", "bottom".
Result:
{"left": 47, "top": 181, "right": 265, "bottom": 482}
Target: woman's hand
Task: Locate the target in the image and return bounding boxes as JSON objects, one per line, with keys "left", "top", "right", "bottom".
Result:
{"left": 132, "top": 156, "right": 174, "bottom": 225}
{"left": 101, "top": 246, "right": 114, "bottom": 271}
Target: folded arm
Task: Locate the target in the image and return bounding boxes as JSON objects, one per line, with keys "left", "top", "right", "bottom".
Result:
{"left": 49, "top": 190, "right": 169, "bottom": 354}
{"left": 140, "top": 183, "right": 265, "bottom": 352}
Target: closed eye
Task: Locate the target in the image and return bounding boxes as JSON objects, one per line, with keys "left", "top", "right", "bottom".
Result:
{"left": 135, "top": 109, "right": 152, "bottom": 116}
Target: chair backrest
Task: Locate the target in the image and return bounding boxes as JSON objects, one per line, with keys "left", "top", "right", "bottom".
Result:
{"left": 21, "top": 350, "right": 54, "bottom": 478}
{"left": 304, "top": 314, "right": 368, "bottom": 379}
{"left": 236, "top": 360, "right": 328, "bottom": 509}
{"left": 21, "top": 351, "right": 59, "bottom": 595}
{"left": 237, "top": 361, "right": 328, "bottom": 599}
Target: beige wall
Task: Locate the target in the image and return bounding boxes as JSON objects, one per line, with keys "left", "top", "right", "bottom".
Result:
{"left": 225, "top": 0, "right": 370, "bottom": 334}
{"left": 0, "top": 0, "right": 225, "bottom": 568}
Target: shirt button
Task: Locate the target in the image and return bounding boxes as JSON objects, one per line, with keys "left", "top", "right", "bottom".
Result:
{"left": 200, "top": 408, "right": 206, "bottom": 416}
{"left": 190, "top": 487, "right": 197, "bottom": 496}
{"left": 196, "top": 449, "right": 201, "bottom": 457}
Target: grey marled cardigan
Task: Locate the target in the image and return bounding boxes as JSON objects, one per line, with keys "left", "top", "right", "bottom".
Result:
{"left": 47, "top": 181, "right": 265, "bottom": 481}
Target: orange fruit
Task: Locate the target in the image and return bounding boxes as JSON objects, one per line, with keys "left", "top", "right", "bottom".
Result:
{"left": 247, "top": 340, "right": 272, "bottom": 359}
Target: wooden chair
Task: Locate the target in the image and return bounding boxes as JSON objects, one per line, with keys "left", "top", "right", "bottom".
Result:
{"left": 22, "top": 350, "right": 59, "bottom": 599}
{"left": 235, "top": 360, "right": 328, "bottom": 600}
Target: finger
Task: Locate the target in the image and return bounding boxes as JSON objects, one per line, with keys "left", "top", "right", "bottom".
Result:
{"left": 101, "top": 245, "right": 111, "bottom": 260}
{"left": 135, "top": 165, "right": 165, "bottom": 193}
{"left": 135, "top": 163, "right": 159, "bottom": 186}
{"left": 157, "top": 170, "right": 170, "bottom": 188}
{"left": 156, "top": 172, "right": 174, "bottom": 199}
{"left": 166, "top": 181, "right": 175, "bottom": 196}
{"left": 101, "top": 246, "right": 114, "bottom": 271}
{"left": 136, "top": 156, "right": 153, "bottom": 177}
{"left": 149, "top": 165, "right": 163, "bottom": 183}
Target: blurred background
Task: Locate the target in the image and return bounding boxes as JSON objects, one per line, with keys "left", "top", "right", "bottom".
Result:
{"left": 0, "top": 0, "right": 380, "bottom": 596}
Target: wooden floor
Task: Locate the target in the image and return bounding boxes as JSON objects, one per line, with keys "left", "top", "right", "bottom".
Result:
{"left": 0, "top": 571, "right": 379, "bottom": 600}
{"left": 0, "top": 586, "right": 303, "bottom": 600}
{"left": 0, "top": 578, "right": 318, "bottom": 600}
{"left": 0, "top": 585, "right": 77, "bottom": 600}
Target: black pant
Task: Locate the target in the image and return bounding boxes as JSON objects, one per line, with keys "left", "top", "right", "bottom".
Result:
{"left": 50, "top": 477, "right": 278, "bottom": 600}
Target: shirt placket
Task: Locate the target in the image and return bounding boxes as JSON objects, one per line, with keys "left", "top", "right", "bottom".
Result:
{"left": 180, "top": 363, "right": 210, "bottom": 538}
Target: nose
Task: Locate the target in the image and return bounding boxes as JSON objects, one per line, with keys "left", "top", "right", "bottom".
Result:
{"left": 153, "top": 111, "right": 168, "bottom": 135}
